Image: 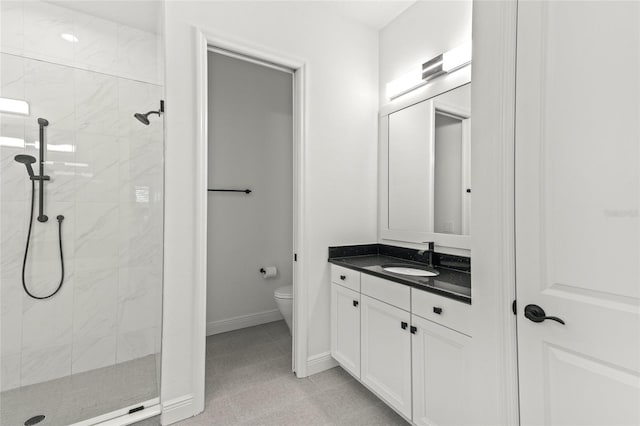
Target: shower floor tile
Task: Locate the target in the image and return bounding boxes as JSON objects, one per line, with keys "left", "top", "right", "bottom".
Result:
{"left": 0, "top": 354, "right": 158, "bottom": 426}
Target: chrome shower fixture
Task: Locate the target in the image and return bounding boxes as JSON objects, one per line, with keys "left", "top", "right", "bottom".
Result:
{"left": 134, "top": 100, "right": 164, "bottom": 125}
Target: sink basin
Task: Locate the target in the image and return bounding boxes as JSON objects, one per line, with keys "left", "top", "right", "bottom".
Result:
{"left": 382, "top": 265, "right": 439, "bottom": 277}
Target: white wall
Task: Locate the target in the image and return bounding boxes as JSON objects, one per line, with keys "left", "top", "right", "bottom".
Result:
{"left": 206, "top": 51, "right": 292, "bottom": 332}
{"left": 162, "top": 1, "right": 378, "bottom": 420}
{"left": 379, "top": 0, "right": 472, "bottom": 105}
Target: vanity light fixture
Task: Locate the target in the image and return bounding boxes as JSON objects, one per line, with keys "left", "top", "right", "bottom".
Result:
{"left": 0, "top": 97, "right": 29, "bottom": 116}
{"left": 385, "top": 67, "right": 423, "bottom": 101}
{"left": 442, "top": 41, "right": 472, "bottom": 72}
{"left": 386, "top": 41, "right": 472, "bottom": 100}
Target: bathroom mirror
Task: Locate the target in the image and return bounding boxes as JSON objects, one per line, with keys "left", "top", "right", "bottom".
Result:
{"left": 379, "top": 82, "right": 471, "bottom": 252}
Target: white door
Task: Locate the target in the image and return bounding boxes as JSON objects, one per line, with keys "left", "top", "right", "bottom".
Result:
{"left": 360, "top": 295, "right": 412, "bottom": 419}
{"left": 330, "top": 283, "right": 361, "bottom": 378}
{"left": 411, "top": 314, "right": 471, "bottom": 426}
{"left": 515, "top": 2, "right": 640, "bottom": 425}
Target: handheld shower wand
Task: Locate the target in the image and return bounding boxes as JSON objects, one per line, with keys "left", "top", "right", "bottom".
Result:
{"left": 14, "top": 154, "right": 36, "bottom": 178}
{"left": 14, "top": 118, "right": 65, "bottom": 300}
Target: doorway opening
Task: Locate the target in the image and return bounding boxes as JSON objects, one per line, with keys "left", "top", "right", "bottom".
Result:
{"left": 204, "top": 46, "right": 298, "bottom": 403}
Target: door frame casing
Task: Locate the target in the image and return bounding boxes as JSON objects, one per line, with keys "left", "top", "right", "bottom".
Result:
{"left": 193, "top": 28, "right": 308, "bottom": 415}
{"left": 469, "top": 0, "right": 520, "bottom": 425}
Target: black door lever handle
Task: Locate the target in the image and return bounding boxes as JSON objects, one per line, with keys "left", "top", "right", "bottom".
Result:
{"left": 524, "top": 304, "right": 565, "bottom": 325}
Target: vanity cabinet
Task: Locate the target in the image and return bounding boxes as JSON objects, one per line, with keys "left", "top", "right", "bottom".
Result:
{"left": 360, "top": 294, "right": 412, "bottom": 418}
{"left": 411, "top": 314, "right": 471, "bottom": 426}
{"left": 330, "top": 283, "right": 361, "bottom": 378}
{"left": 330, "top": 264, "right": 473, "bottom": 425}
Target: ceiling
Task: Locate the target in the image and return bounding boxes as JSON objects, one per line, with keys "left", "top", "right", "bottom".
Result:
{"left": 50, "top": 0, "right": 416, "bottom": 34}
{"left": 316, "top": 1, "right": 417, "bottom": 30}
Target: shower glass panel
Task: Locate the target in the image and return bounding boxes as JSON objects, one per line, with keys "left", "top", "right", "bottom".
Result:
{"left": 0, "top": 1, "right": 164, "bottom": 424}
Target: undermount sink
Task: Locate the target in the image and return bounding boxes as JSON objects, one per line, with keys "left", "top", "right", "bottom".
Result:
{"left": 382, "top": 265, "right": 439, "bottom": 277}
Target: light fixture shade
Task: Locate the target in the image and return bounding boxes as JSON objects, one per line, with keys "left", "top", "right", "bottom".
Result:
{"left": 386, "top": 67, "right": 424, "bottom": 100}
{"left": 0, "top": 97, "right": 29, "bottom": 116}
{"left": 443, "top": 41, "right": 472, "bottom": 72}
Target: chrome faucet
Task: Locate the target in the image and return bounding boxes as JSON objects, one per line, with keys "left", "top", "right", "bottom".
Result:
{"left": 418, "top": 242, "right": 435, "bottom": 268}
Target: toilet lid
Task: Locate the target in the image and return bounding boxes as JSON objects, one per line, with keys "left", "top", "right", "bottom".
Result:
{"left": 274, "top": 285, "right": 293, "bottom": 299}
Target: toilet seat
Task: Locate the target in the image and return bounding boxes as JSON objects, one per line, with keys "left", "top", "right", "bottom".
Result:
{"left": 274, "top": 285, "right": 293, "bottom": 299}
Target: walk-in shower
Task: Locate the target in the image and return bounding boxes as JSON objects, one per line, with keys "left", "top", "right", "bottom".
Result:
{"left": 14, "top": 118, "right": 65, "bottom": 300}
{"left": 0, "top": 1, "right": 164, "bottom": 424}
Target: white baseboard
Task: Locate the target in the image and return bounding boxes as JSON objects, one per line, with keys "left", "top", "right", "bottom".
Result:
{"left": 161, "top": 394, "right": 194, "bottom": 425}
{"left": 206, "top": 309, "right": 283, "bottom": 336}
{"left": 306, "top": 351, "right": 337, "bottom": 376}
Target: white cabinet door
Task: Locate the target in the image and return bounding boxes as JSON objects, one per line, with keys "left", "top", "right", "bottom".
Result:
{"left": 330, "top": 283, "right": 360, "bottom": 378}
{"left": 360, "top": 294, "right": 412, "bottom": 419}
{"left": 515, "top": 2, "right": 640, "bottom": 425}
{"left": 411, "top": 314, "right": 471, "bottom": 426}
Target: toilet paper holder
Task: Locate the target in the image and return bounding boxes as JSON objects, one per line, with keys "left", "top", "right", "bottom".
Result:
{"left": 259, "top": 266, "right": 278, "bottom": 278}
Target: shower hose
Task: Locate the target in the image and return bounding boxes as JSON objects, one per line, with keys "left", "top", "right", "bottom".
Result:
{"left": 21, "top": 179, "right": 65, "bottom": 300}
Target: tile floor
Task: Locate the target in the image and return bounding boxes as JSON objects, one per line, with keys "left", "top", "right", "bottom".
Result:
{"left": 135, "top": 321, "right": 408, "bottom": 426}
{"left": 1, "top": 354, "right": 159, "bottom": 426}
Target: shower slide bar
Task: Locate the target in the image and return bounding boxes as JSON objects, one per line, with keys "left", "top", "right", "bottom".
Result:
{"left": 208, "top": 188, "right": 252, "bottom": 194}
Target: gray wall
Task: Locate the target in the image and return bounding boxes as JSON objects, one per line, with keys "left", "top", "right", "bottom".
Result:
{"left": 206, "top": 52, "right": 293, "bottom": 330}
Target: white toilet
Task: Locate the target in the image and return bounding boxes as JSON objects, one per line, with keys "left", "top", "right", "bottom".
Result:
{"left": 274, "top": 285, "right": 293, "bottom": 334}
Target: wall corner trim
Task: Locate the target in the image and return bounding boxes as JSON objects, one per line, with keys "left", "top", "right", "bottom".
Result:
{"left": 161, "top": 394, "right": 195, "bottom": 425}
{"left": 305, "top": 352, "right": 338, "bottom": 376}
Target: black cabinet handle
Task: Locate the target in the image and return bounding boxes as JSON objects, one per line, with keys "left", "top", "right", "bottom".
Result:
{"left": 524, "top": 304, "right": 565, "bottom": 325}
{"left": 433, "top": 307, "right": 442, "bottom": 315}
{"left": 353, "top": 300, "right": 359, "bottom": 307}
{"left": 340, "top": 275, "right": 346, "bottom": 280}
{"left": 410, "top": 326, "right": 417, "bottom": 334}
{"left": 401, "top": 321, "right": 408, "bottom": 330}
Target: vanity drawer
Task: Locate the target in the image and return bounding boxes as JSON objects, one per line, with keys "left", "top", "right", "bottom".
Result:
{"left": 331, "top": 265, "right": 361, "bottom": 292}
{"left": 411, "top": 289, "right": 472, "bottom": 336}
{"left": 361, "top": 274, "right": 410, "bottom": 311}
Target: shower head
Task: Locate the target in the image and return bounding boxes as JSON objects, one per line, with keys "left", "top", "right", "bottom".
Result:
{"left": 134, "top": 109, "right": 162, "bottom": 126}
{"left": 134, "top": 112, "right": 151, "bottom": 125}
{"left": 15, "top": 154, "right": 36, "bottom": 178}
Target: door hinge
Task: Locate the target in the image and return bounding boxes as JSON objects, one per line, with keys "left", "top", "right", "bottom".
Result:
{"left": 512, "top": 299, "right": 517, "bottom": 315}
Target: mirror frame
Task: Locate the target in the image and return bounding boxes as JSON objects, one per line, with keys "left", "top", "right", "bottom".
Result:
{"left": 378, "top": 68, "right": 472, "bottom": 254}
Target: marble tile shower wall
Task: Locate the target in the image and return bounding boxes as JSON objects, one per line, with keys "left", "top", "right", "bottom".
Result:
{"left": 0, "top": 1, "right": 163, "bottom": 391}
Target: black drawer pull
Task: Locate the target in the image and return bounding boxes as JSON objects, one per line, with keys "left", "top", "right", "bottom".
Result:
{"left": 340, "top": 275, "right": 346, "bottom": 280}
{"left": 353, "top": 300, "right": 359, "bottom": 307}
{"left": 410, "top": 326, "right": 417, "bottom": 334}
{"left": 401, "top": 321, "right": 408, "bottom": 330}
{"left": 433, "top": 307, "right": 442, "bottom": 315}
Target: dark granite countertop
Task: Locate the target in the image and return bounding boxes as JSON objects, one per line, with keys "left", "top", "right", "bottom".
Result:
{"left": 329, "top": 252, "right": 471, "bottom": 304}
